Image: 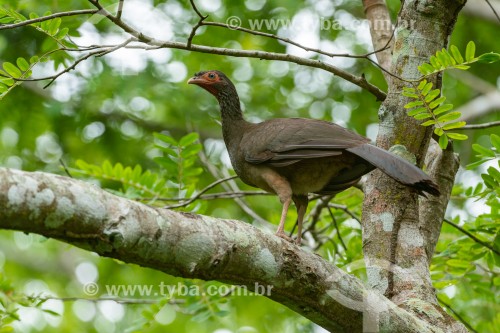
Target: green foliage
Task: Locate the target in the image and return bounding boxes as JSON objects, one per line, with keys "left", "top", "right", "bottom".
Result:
{"left": 432, "top": 135, "right": 500, "bottom": 331}
{"left": 465, "top": 134, "right": 500, "bottom": 200}
{"left": 404, "top": 42, "right": 499, "bottom": 149}
{"left": 417, "top": 41, "right": 500, "bottom": 76}
{"left": 0, "top": 8, "right": 77, "bottom": 99}
{"left": 153, "top": 132, "right": 203, "bottom": 197}
{"left": 403, "top": 79, "right": 467, "bottom": 149}
{"left": 73, "top": 160, "right": 169, "bottom": 200}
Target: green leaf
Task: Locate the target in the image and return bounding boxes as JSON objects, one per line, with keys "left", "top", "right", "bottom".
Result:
{"left": 0, "top": 84, "right": 8, "bottom": 93}
{"left": 429, "top": 55, "right": 441, "bottom": 69}
{"left": 48, "top": 18, "right": 61, "bottom": 35}
{"left": 102, "top": 160, "right": 113, "bottom": 175}
{"left": 439, "top": 134, "right": 449, "bottom": 149}
{"left": 443, "top": 49, "right": 456, "bottom": 65}
{"left": 153, "top": 132, "right": 177, "bottom": 146}
{"left": 57, "top": 27, "right": 69, "bottom": 39}
{"left": 180, "top": 144, "right": 202, "bottom": 158}
{"left": 453, "top": 64, "right": 470, "bottom": 70}
{"left": 420, "top": 82, "right": 433, "bottom": 95}
{"left": 488, "top": 166, "right": 500, "bottom": 182}
{"left": 442, "top": 121, "right": 466, "bottom": 130}
{"left": 418, "top": 63, "right": 434, "bottom": 75}
{"left": 446, "top": 133, "right": 468, "bottom": 140}
{"left": 30, "top": 55, "right": 39, "bottom": 63}
{"left": 429, "top": 96, "right": 446, "bottom": 109}
{"left": 450, "top": 45, "right": 464, "bottom": 63}
{"left": 437, "top": 111, "right": 461, "bottom": 123}
{"left": 16, "top": 57, "right": 30, "bottom": 71}
{"left": 491, "top": 134, "right": 500, "bottom": 152}
{"left": 0, "top": 77, "right": 14, "bottom": 86}
{"left": 472, "top": 143, "right": 495, "bottom": 157}
{"left": 433, "top": 103, "right": 453, "bottom": 115}
{"left": 2, "top": 62, "right": 22, "bottom": 78}
{"left": 417, "top": 80, "right": 427, "bottom": 90}
{"left": 402, "top": 91, "right": 418, "bottom": 98}
{"left": 446, "top": 259, "right": 473, "bottom": 268}
{"left": 404, "top": 100, "right": 424, "bottom": 109}
{"left": 466, "top": 159, "right": 490, "bottom": 170}
{"left": 179, "top": 132, "right": 199, "bottom": 147}
{"left": 421, "top": 120, "right": 436, "bottom": 126}
{"left": 407, "top": 107, "right": 427, "bottom": 116}
{"left": 436, "top": 50, "right": 450, "bottom": 67}
{"left": 482, "top": 174, "right": 496, "bottom": 189}
{"left": 477, "top": 52, "right": 500, "bottom": 64}
{"left": 191, "top": 310, "right": 211, "bottom": 322}
{"left": 414, "top": 112, "right": 432, "bottom": 120}
{"left": 465, "top": 41, "right": 475, "bottom": 61}
{"left": 434, "top": 127, "right": 444, "bottom": 136}
{"left": 425, "top": 89, "right": 441, "bottom": 103}
{"left": 433, "top": 280, "right": 458, "bottom": 289}
{"left": 0, "top": 16, "right": 16, "bottom": 24}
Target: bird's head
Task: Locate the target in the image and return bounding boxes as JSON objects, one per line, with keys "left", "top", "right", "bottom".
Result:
{"left": 187, "top": 70, "right": 236, "bottom": 99}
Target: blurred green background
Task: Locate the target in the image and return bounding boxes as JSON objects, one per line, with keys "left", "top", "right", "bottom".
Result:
{"left": 0, "top": 0, "right": 499, "bottom": 332}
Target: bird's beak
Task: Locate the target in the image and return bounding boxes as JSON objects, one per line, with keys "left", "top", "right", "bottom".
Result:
{"left": 187, "top": 76, "right": 204, "bottom": 85}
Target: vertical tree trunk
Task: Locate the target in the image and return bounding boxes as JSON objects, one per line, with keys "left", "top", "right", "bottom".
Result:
{"left": 362, "top": 0, "right": 467, "bottom": 330}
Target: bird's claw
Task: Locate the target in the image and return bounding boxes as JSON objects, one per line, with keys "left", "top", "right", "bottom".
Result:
{"left": 275, "top": 231, "right": 293, "bottom": 243}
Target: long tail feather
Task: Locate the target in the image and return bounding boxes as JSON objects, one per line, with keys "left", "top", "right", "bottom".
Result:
{"left": 347, "top": 144, "right": 440, "bottom": 196}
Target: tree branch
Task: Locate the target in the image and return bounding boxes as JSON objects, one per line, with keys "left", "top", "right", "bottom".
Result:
{"left": 458, "top": 120, "right": 500, "bottom": 130}
{"left": 444, "top": 219, "right": 500, "bottom": 256}
{"left": 0, "top": 9, "right": 98, "bottom": 30}
{"left": 362, "top": 0, "right": 395, "bottom": 81}
{"left": 85, "top": 0, "right": 386, "bottom": 100}
{"left": 0, "top": 167, "right": 444, "bottom": 332}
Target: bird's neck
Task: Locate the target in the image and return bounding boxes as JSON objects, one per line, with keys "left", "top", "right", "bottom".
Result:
{"left": 217, "top": 90, "right": 249, "bottom": 143}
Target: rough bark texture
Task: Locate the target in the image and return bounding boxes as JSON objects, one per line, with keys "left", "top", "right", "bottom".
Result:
{"left": 361, "top": 0, "right": 466, "bottom": 331}
{"left": 0, "top": 167, "right": 458, "bottom": 333}
{"left": 362, "top": 0, "right": 394, "bottom": 80}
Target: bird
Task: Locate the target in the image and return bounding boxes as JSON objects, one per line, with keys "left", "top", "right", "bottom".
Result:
{"left": 188, "top": 70, "right": 440, "bottom": 244}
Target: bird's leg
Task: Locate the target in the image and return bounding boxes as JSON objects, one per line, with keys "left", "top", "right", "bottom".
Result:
{"left": 293, "top": 195, "right": 308, "bottom": 245}
{"left": 275, "top": 197, "right": 292, "bottom": 241}
{"left": 258, "top": 169, "right": 294, "bottom": 242}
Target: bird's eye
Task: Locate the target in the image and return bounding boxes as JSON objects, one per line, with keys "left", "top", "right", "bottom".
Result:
{"left": 208, "top": 73, "right": 216, "bottom": 79}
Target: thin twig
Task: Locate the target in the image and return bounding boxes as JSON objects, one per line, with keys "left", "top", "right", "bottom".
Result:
{"left": 457, "top": 120, "right": 500, "bottom": 130}
{"left": 138, "top": 190, "right": 270, "bottom": 202}
{"left": 86, "top": 0, "right": 387, "bottom": 100}
{"left": 329, "top": 203, "right": 361, "bottom": 225}
{"left": 0, "top": 9, "right": 98, "bottom": 30}
{"left": 484, "top": 0, "right": 500, "bottom": 22}
{"left": 59, "top": 159, "right": 73, "bottom": 178}
{"left": 198, "top": 151, "right": 271, "bottom": 227}
{"left": 444, "top": 219, "right": 500, "bottom": 256}
{"left": 42, "top": 37, "right": 136, "bottom": 88}
{"left": 27, "top": 296, "right": 185, "bottom": 305}
{"left": 437, "top": 295, "right": 478, "bottom": 333}
{"left": 164, "top": 175, "right": 238, "bottom": 209}
{"left": 116, "top": 0, "right": 125, "bottom": 20}
{"left": 327, "top": 207, "right": 348, "bottom": 252}
{"left": 187, "top": 0, "right": 209, "bottom": 48}
{"left": 202, "top": 21, "right": 392, "bottom": 60}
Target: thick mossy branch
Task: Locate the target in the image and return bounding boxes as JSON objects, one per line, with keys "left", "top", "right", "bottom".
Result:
{"left": 0, "top": 167, "right": 440, "bottom": 333}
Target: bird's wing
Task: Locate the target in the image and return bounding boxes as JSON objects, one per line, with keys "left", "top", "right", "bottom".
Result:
{"left": 242, "top": 118, "right": 370, "bottom": 167}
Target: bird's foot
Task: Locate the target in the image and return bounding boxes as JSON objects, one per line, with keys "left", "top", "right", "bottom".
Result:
{"left": 275, "top": 231, "right": 293, "bottom": 243}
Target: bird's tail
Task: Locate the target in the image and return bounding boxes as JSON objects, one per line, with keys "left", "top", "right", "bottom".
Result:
{"left": 347, "top": 144, "right": 440, "bottom": 197}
